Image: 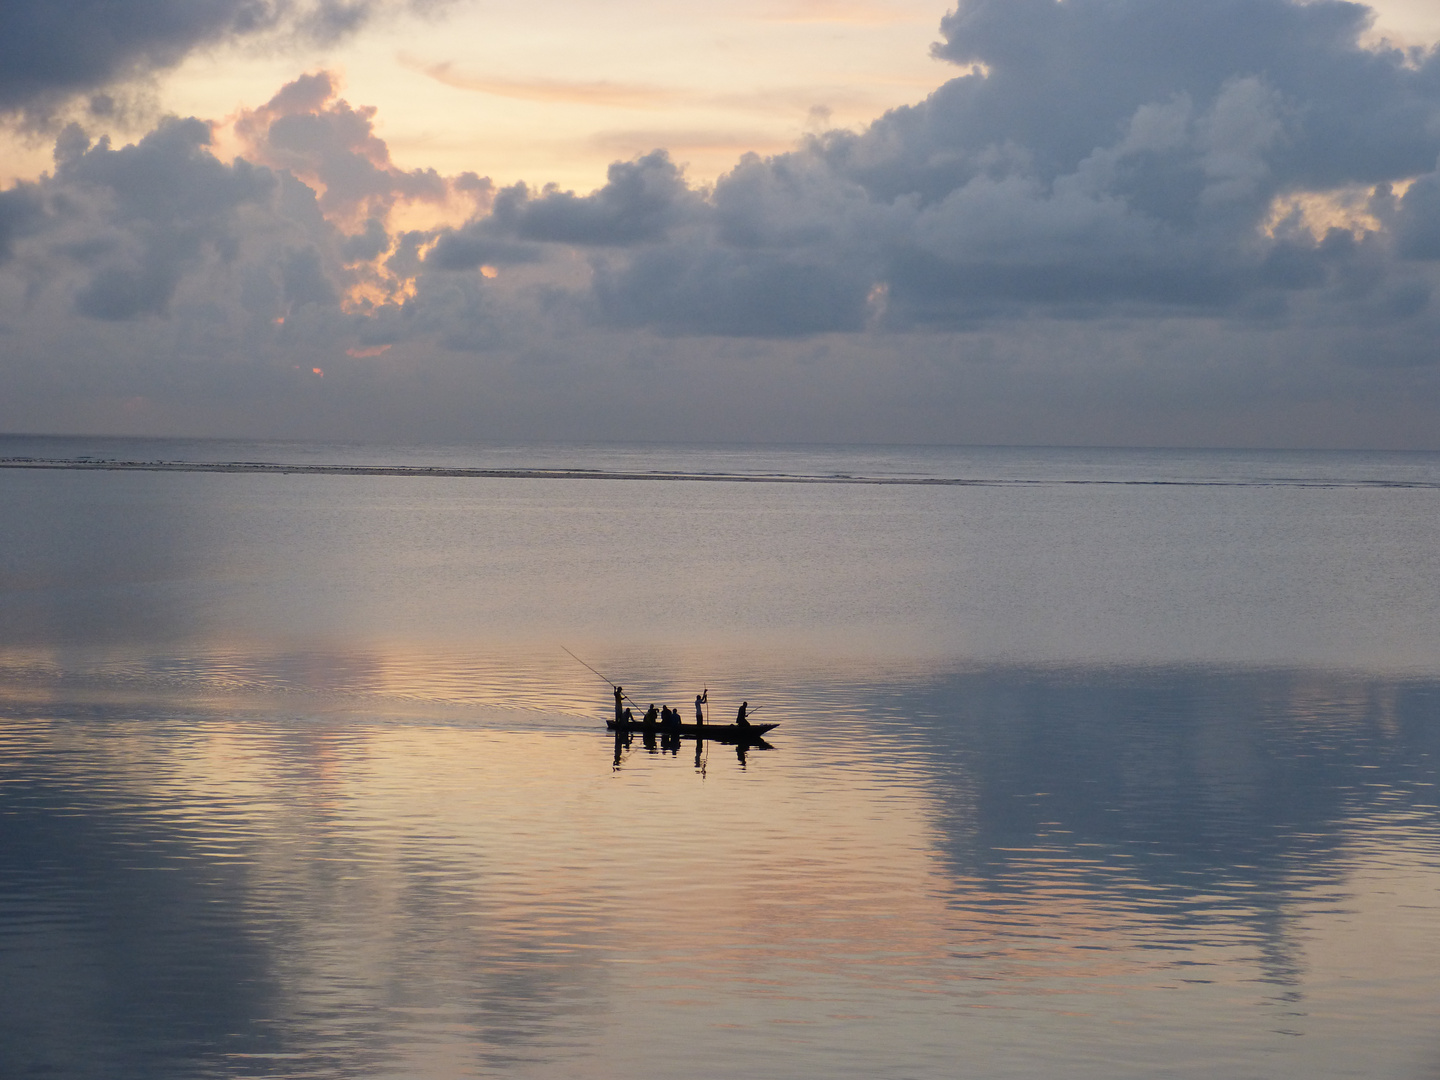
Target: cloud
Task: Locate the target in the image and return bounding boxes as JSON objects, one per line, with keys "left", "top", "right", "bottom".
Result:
{"left": 407, "top": 0, "right": 1440, "bottom": 337}
{"left": 0, "top": 182, "right": 45, "bottom": 260}
{"left": 423, "top": 231, "right": 541, "bottom": 272}
{"left": 1396, "top": 171, "right": 1440, "bottom": 259}
{"left": 634, "top": 0, "right": 1440, "bottom": 331}
{"left": 4, "top": 0, "right": 1440, "bottom": 447}
{"left": 585, "top": 149, "right": 884, "bottom": 335}
{"left": 0, "top": 88, "right": 414, "bottom": 339}
{"left": 494, "top": 151, "right": 699, "bottom": 246}
{"left": 593, "top": 245, "right": 875, "bottom": 336}
{"left": 1, "top": 0, "right": 280, "bottom": 119}
{"left": 235, "top": 71, "right": 451, "bottom": 225}
{"left": 0, "top": 0, "right": 442, "bottom": 125}
{"left": 424, "top": 149, "right": 700, "bottom": 275}
{"left": 49, "top": 117, "right": 276, "bottom": 320}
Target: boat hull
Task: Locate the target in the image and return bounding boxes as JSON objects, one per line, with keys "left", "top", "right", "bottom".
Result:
{"left": 607, "top": 719, "right": 776, "bottom": 742}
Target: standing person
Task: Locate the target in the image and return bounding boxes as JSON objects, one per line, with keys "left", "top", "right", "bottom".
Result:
{"left": 644, "top": 704, "right": 659, "bottom": 725}
{"left": 614, "top": 685, "right": 624, "bottom": 725}
{"left": 695, "top": 689, "right": 708, "bottom": 727}
{"left": 736, "top": 701, "right": 750, "bottom": 727}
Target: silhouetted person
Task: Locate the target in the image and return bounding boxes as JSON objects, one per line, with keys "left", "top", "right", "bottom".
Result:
{"left": 621, "top": 706, "right": 635, "bottom": 727}
{"left": 614, "top": 685, "right": 624, "bottom": 725}
{"left": 644, "top": 704, "right": 659, "bottom": 725}
{"left": 695, "top": 689, "right": 707, "bottom": 726}
{"left": 736, "top": 701, "right": 750, "bottom": 727}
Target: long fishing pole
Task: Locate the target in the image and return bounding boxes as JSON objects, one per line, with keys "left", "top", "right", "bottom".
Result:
{"left": 561, "top": 646, "right": 641, "bottom": 708}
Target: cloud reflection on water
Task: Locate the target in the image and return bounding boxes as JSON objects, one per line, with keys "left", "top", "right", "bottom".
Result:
{"left": 0, "top": 717, "right": 616, "bottom": 1079}
{"left": 2, "top": 658, "right": 1438, "bottom": 1078}
{"left": 2, "top": 445, "right": 1439, "bottom": 1076}
{"left": 868, "top": 666, "right": 1440, "bottom": 1020}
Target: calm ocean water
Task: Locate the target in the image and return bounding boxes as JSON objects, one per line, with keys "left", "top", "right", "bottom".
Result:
{"left": 2, "top": 436, "right": 1438, "bottom": 1079}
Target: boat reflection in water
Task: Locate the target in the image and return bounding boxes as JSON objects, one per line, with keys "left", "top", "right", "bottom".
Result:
{"left": 610, "top": 712, "right": 775, "bottom": 770}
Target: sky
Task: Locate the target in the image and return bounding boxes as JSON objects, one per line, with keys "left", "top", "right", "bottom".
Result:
{"left": 2, "top": 0, "right": 1440, "bottom": 449}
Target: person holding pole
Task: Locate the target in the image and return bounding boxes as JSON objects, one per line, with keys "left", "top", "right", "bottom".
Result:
{"left": 695, "top": 689, "right": 707, "bottom": 727}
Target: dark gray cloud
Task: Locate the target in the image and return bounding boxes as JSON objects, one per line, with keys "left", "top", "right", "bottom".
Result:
{"left": 608, "top": 0, "right": 1438, "bottom": 332}
{"left": 1, "top": 0, "right": 283, "bottom": 117}
{"left": 0, "top": 1, "right": 437, "bottom": 124}
{"left": 53, "top": 118, "right": 276, "bottom": 320}
{"left": 279, "top": 245, "right": 340, "bottom": 310}
{"left": 584, "top": 150, "right": 883, "bottom": 335}
{"left": 790, "top": 0, "right": 1440, "bottom": 326}
{"left": 1396, "top": 172, "right": 1440, "bottom": 259}
{"left": 340, "top": 217, "right": 390, "bottom": 264}
{"left": 0, "top": 183, "right": 44, "bottom": 261}
{"left": 924, "top": 0, "right": 1440, "bottom": 192}
{"left": 424, "top": 231, "right": 542, "bottom": 272}
{"left": 493, "top": 151, "right": 698, "bottom": 246}
{"left": 425, "top": 151, "right": 696, "bottom": 272}
{"left": 593, "top": 245, "right": 874, "bottom": 337}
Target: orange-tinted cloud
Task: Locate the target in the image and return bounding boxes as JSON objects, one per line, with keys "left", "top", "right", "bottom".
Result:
{"left": 234, "top": 71, "right": 451, "bottom": 226}
{"left": 409, "top": 58, "right": 685, "bottom": 110}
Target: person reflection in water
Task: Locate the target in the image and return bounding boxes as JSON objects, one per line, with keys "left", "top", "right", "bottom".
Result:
{"left": 736, "top": 701, "right": 750, "bottom": 727}
{"left": 695, "top": 689, "right": 707, "bottom": 727}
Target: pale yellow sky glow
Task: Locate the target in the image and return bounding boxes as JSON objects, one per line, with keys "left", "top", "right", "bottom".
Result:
{"left": 116, "top": 0, "right": 951, "bottom": 195}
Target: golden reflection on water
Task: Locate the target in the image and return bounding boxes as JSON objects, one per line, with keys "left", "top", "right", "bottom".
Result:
{"left": 0, "top": 708, "right": 1130, "bottom": 1000}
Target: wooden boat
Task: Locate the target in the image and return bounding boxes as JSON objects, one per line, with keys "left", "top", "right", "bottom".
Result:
{"left": 607, "top": 719, "right": 776, "bottom": 742}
